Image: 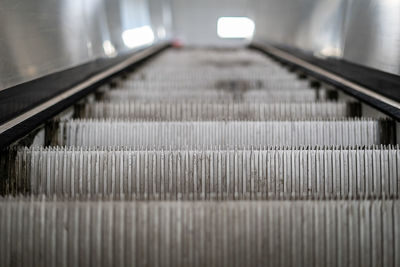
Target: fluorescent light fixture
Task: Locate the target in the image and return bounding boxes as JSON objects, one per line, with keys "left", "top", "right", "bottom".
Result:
{"left": 102, "top": 40, "right": 117, "bottom": 57}
{"left": 319, "top": 46, "right": 342, "bottom": 58}
{"left": 217, "top": 17, "right": 255, "bottom": 39}
{"left": 122, "top": 26, "right": 155, "bottom": 49}
{"left": 157, "top": 26, "right": 167, "bottom": 39}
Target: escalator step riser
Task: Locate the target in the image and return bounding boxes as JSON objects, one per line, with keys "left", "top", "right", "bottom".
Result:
{"left": 0, "top": 200, "right": 398, "bottom": 267}
{"left": 128, "top": 70, "right": 300, "bottom": 79}
{"left": 120, "top": 79, "right": 308, "bottom": 89}
{"left": 10, "top": 146, "right": 399, "bottom": 199}
{"left": 81, "top": 101, "right": 359, "bottom": 120}
{"left": 103, "top": 89, "right": 328, "bottom": 102}
{"left": 57, "top": 119, "right": 392, "bottom": 147}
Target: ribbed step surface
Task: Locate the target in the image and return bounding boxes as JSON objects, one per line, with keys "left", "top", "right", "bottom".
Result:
{"left": 119, "top": 78, "right": 309, "bottom": 90}
{"left": 127, "top": 68, "right": 302, "bottom": 81}
{"left": 10, "top": 146, "right": 399, "bottom": 200}
{"left": 57, "top": 119, "right": 393, "bottom": 147}
{"left": 103, "top": 89, "right": 329, "bottom": 102}
{"left": 81, "top": 101, "right": 359, "bottom": 120}
{"left": 0, "top": 200, "right": 399, "bottom": 267}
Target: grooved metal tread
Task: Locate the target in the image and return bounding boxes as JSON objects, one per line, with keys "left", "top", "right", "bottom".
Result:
{"left": 0, "top": 200, "right": 399, "bottom": 267}
{"left": 57, "top": 119, "right": 393, "bottom": 147}
{"left": 103, "top": 88, "right": 330, "bottom": 102}
{"left": 9, "top": 146, "right": 400, "bottom": 200}
{"left": 81, "top": 101, "right": 359, "bottom": 120}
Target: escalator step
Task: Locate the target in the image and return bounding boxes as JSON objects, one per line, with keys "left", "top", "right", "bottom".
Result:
{"left": 57, "top": 119, "right": 393, "bottom": 147}
{"left": 0, "top": 200, "right": 398, "bottom": 267}
{"left": 9, "top": 146, "right": 399, "bottom": 199}
{"left": 81, "top": 101, "right": 359, "bottom": 120}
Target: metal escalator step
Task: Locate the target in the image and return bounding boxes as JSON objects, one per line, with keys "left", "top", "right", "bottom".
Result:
{"left": 9, "top": 146, "right": 399, "bottom": 199}
{"left": 0, "top": 200, "right": 398, "bottom": 267}
{"left": 119, "top": 78, "right": 309, "bottom": 90}
{"left": 57, "top": 119, "right": 393, "bottom": 147}
{"left": 80, "top": 101, "right": 360, "bottom": 120}
{"left": 102, "top": 89, "right": 328, "bottom": 102}
{"left": 127, "top": 68, "right": 301, "bottom": 80}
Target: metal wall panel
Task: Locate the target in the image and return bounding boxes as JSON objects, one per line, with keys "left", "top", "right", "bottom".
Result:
{"left": 252, "top": 0, "right": 400, "bottom": 75}
{"left": 342, "top": 0, "right": 400, "bottom": 74}
{"left": 253, "top": 0, "right": 349, "bottom": 58}
{"left": 149, "top": 0, "right": 173, "bottom": 41}
{"left": 0, "top": 0, "right": 171, "bottom": 91}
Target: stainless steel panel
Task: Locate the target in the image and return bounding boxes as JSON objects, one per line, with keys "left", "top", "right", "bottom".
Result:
{"left": 252, "top": 0, "right": 400, "bottom": 75}
{"left": 253, "top": 0, "right": 348, "bottom": 58}
{"left": 342, "top": 0, "right": 400, "bottom": 74}
{"left": 0, "top": 0, "right": 171, "bottom": 91}
{"left": 149, "top": 0, "right": 173, "bottom": 40}
{"left": 0, "top": 0, "right": 91, "bottom": 89}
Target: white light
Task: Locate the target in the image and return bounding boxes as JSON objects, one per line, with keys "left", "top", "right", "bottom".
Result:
{"left": 102, "top": 40, "right": 117, "bottom": 57}
{"left": 217, "top": 17, "right": 255, "bottom": 39}
{"left": 319, "top": 46, "right": 342, "bottom": 58}
{"left": 122, "top": 26, "right": 155, "bottom": 49}
{"left": 157, "top": 26, "right": 167, "bottom": 39}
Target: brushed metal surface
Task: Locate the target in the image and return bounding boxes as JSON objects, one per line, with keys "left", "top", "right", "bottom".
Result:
{"left": 80, "top": 101, "right": 359, "bottom": 120}
{"left": 11, "top": 146, "right": 399, "bottom": 200}
{"left": 252, "top": 0, "right": 400, "bottom": 75}
{"left": 342, "top": 0, "right": 400, "bottom": 74}
{"left": 57, "top": 119, "right": 391, "bottom": 147}
{"left": 0, "top": 0, "right": 171, "bottom": 91}
{"left": 0, "top": 200, "right": 398, "bottom": 267}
